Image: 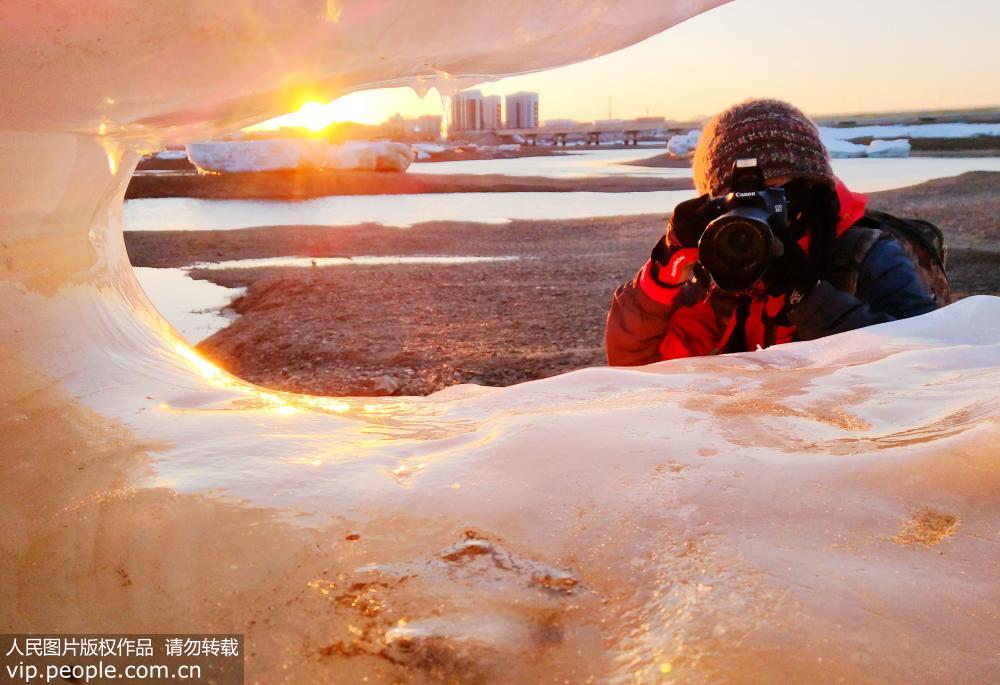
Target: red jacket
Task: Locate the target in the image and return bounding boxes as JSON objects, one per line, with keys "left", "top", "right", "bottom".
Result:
{"left": 605, "top": 180, "right": 935, "bottom": 364}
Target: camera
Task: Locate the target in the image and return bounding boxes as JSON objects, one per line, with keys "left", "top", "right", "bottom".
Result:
{"left": 697, "top": 158, "right": 788, "bottom": 292}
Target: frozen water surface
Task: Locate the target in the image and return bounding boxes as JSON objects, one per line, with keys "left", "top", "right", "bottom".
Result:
{"left": 124, "top": 156, "right": 1000, "bottom": 231}
{"left": 132, "top": 267, "right": 244, "bottom": 343}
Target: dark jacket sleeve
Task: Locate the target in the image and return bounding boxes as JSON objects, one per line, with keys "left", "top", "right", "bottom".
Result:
{"left": 789, "top": 236, "right": 939, "bottom": 340}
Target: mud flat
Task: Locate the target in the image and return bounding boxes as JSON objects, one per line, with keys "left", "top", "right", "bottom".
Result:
{"left": 126, "top": 169, "right": 692, "bottom": 200}
{"left": 125, "top": 172, "right": 1000, "bottom": 397}
{"left": 623, "top": 153, "right": 694, "bottom": 168}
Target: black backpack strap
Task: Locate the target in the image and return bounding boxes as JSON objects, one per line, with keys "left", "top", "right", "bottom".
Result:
{"left": 829, "top": 226, "right": 885, "bottom": 296}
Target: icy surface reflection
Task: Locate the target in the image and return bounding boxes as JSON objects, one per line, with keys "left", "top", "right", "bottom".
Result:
{"left": 3, "top": 0, "right": 1000, "bottom": 682}
{"left": 133, "top": 267, "right": 244, "bottom": 343}
{"left": 123, "top": 191, "right": 695, "bottom": 230}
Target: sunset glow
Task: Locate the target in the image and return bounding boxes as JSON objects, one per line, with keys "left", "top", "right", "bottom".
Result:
{"left": 247, "top": 98, "right": 373, "bottom": 133}
{"left": 247, "top": 0, "right": 998, "bottom": 132}
{"left": 247, "top": 88, "right": 443, "bottom": 132}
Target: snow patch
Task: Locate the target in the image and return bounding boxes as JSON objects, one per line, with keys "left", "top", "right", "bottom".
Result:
{"left": 866, "top": 139, "right": 912, "bottom": 158}
{"left": 154, "top": 149, "right": 189, "bottom": 161}
{"left": 186, "top": 139, "right": 415, "bottom": 173}
{"left": 823, "top": 137, "right": 868, "bottom": 159}
{"left": 819, "top": 122, "right": 1000, "bottom": 140}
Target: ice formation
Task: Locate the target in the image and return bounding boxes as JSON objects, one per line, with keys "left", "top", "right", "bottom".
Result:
{"left": 822, "top": 135, "right": 912, "bottom": 159}
{"left": 666, "top": 129, "right": 702, "bottom": 158}
{"left": 1, "top": 1, "right": 999, "bottom": 683}
{"left": 866, "top": 138, "right": 912, "bottom": 158}
{"left": 413, "top": 142, "right": 449, "bottom": 160}
{"left": 186, "top": 139, "right": 416, "bottom": 173}
{"left": 822, "top": 136, "right": 870, "bottom": 158}
{"left": 153, "top": 149, "right": 189, "bottom": 161}
{"left": 818, "top": 122, "right": 997, "bottom": 159}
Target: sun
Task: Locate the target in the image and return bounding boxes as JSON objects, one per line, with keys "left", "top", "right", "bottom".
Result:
{"left": 292, "top": 101, "right": 338, "bottom": 132}
{"left": 248, "top": 99, "right": 368, "bottom": 134}
{"left": 245, "top": 87, "right": 444, "bottom": 135}
{"left": 248, "top": 94, "right": 387, "bottom": 134}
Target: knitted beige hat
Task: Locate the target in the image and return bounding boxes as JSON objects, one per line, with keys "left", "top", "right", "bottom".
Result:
{"left": 692, "top": 99, "right": 834, "bottom": 196}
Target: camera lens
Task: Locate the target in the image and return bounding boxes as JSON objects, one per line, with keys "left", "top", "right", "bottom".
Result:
{"left": 699, "top": 212, "right": 775, "bottom": 291}
{"left": 714, "top": 219, "right": 768, "bottom": 267}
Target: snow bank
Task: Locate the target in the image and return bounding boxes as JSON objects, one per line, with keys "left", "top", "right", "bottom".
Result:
{"left": 867, "top": 138, "right": 912, "bottom": 158}
{"left": 822, "top": 134, "right": 913, "bottom": 158}
{"left": 823, "top": 136, "right": 869, "bottom": 158}
{"left": 819, "top": 122, "right": 1000, "bottom": 140}
{"left": 186, "top": 139, "right": 415, "bottom": 173}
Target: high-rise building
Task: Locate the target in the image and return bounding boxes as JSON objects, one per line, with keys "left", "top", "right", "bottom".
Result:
{"left": 482, "top": 95, "right": 502, "bottom": 130}
{"left": 413, "top": 114, "right": 443, "bottom": 139}
{"left": 383, "top": 113, "right": 405, "bottom": 138}
{"left": 373, "top": 114, "right": 442, "bottom": 140}
{"left": 505, "top": 92, "right": 539, "bottom": 129}
{"left": 450, "top": 89, "right": 484, "bottom": 133}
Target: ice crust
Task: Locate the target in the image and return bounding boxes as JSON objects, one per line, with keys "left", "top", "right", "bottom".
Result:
{"left": 1, "top": 1, "right": 999, "bottom": 682}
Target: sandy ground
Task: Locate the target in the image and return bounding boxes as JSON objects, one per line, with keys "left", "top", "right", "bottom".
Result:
{"left": 125, "top": 171, "right": 999, "bottom": 397}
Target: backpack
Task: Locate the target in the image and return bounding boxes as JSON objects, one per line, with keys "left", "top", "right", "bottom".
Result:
{"left": 830, "top": 210, "right": 950, "bottom": 306}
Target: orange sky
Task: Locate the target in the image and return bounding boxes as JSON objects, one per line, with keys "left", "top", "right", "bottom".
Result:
{"left": 251, "top": 0, "right": 999, "bottom": 132}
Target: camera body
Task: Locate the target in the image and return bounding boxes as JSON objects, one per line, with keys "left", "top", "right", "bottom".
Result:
{"left": 698, "top": 159, "right": 788, "bottom": 292}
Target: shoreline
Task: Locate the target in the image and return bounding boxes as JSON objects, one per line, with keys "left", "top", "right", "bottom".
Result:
{"left": 126, "top": 171, "right": 999, "bottom": 397}
{"left": 125, "top": 170, "right": 692, "bottom": 200}
{"left": 128, "top": 145, "right": 998, "bottom": 200}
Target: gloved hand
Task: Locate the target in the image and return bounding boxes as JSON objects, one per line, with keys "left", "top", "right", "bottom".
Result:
{"left": 763, "top": 233, "right": 820, "bottom": 306}
{"left": 666, "top": 194, "right": 728, "bottom": 248}
{"left": 647, "top": 237, "right": 708, "bottom": 307}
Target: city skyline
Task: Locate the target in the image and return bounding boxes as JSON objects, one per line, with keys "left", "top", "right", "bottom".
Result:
{"left": 251, "top": 0, "right": 999, "bottom": 133}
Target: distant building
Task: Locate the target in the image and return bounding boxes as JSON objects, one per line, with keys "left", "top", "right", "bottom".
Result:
{"left": 373, "top": 113, "right": 442, "bottom": 140}
{"left": 383, "top": 113, "right": 406, "bottom": 138}
{"left": 450, "top": 90, "right": 484, "bottom": 132}
{"left": 482, "top": 95, "right": 502, "bottom": 130}
{"left": 412, "top": 114, "right": 442, "bottom": 139}
{"left": 505, "top": 92, "right": 539, "bottom": 129}
{"left": 544, "top": 118, "right": 579, "bottom": 129}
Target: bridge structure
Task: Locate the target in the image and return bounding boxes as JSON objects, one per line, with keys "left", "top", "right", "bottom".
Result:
{"left": 498, "top": 121, "right": 677, "bottom": 146}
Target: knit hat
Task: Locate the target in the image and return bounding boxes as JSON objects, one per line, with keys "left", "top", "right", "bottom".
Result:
{"left": 692, "top": 99, "right": 834, "bottom": 196}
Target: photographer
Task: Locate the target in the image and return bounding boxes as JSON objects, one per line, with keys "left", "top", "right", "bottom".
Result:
{"left": 605, "top": 99, "right": 940, "bottom": 365}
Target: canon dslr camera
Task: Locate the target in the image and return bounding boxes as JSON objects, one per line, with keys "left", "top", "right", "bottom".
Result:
{"left": 698, "top": 158, "right": 789, "bottom": 292}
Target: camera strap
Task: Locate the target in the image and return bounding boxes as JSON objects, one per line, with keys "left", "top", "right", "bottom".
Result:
{"left": 762, "top": 304, "right": 792, "bottom": 348}
{"left": 722, "top": 296, "right": 752, "bottom": 354}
